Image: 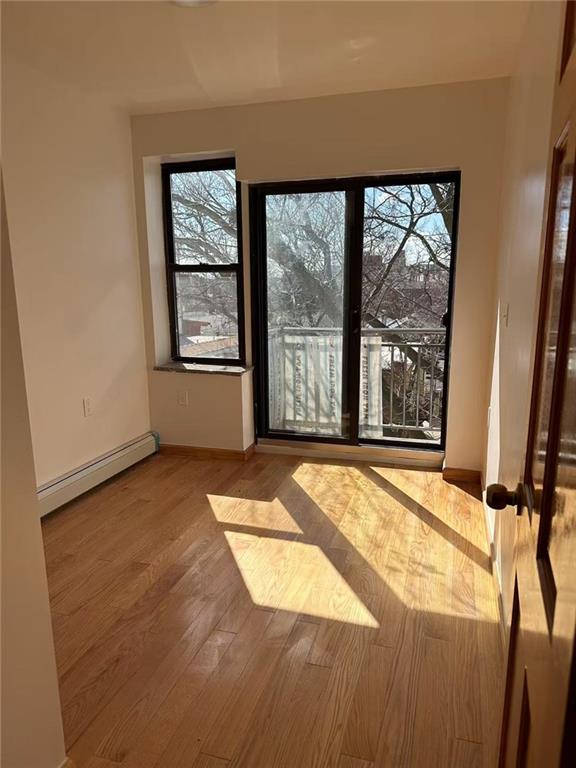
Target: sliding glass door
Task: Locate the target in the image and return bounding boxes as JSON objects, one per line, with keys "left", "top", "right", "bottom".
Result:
{"left": 264, "top": 190, "right": 348, "bottom": 437}
{"left": 251, "top": 172, "right": 459, "bottom": 449}
{"left": 360, "top": 180, "right": 456, "bottom": 444}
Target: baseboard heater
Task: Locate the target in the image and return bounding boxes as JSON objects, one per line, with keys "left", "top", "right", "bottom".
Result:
{"left": 37, "top": 432, "right": 158, "bottom": 517}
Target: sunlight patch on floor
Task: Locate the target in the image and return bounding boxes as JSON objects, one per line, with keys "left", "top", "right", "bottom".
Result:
{"left": 213, "top": 471, "right": 496, "bottom": 626}
{"left": 223, "top": 531, "right": 379, "bottom": 628}
{"left": 207, "top": 494, "right": 303, "bottom": 534}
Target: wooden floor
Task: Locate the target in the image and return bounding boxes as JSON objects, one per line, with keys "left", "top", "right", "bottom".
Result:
{"left": 42, "top": 453, "right": 504, "bottom": 768}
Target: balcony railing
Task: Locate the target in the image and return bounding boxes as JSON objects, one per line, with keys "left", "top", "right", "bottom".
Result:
{"left": 268, "top": 326, "right": 446, "bottom": 443}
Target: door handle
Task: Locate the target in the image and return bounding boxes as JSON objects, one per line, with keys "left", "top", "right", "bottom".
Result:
{"left": 486, "top": 483, "right": 522, "bottom": 511}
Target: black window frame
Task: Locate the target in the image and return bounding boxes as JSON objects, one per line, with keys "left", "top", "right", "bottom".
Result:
{"left": 161, "top": 157, "right": 246, "bottom": 366}
{"left": 249, "top": 169, "right": 461, "bottom": 451}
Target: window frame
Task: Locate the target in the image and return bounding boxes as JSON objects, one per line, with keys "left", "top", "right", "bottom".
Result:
{"left": 161, "top": 157, "right": 246, "bottom": 366}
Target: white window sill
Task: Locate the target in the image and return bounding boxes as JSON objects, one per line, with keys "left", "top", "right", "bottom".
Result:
{"left": 153, "top": 362, "right": 253, "bottom": 377}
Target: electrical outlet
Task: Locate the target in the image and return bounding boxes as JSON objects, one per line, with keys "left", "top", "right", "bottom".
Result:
{"left": 177, "top": 390, "right": 189, "bottom": 407}
{"left": 82, "top": 396, "right": 93, "bottom": 417}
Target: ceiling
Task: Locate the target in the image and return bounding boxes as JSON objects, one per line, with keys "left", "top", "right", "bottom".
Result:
{"left": 4, "top": 1, "right": 529, "bottom": 113}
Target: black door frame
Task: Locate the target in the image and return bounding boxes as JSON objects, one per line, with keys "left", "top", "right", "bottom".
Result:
{"left": 249, "top": 170, "right": 461, "bottom": 451}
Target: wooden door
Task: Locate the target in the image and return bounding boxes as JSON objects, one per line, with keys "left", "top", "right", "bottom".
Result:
{"left": 493, "top": 4, "right": 576, "bottom": 765}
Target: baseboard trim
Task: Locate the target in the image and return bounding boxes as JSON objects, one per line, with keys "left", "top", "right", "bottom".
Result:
{"left": 442, "top": 466, "right": 482, "bottom": 483}
{"left": 478, "top": 474, "right": 507, "bottom": 652}
{"left": 492, "top": 544, "right": 507, "bottom": 648}
{"left": 159, "top": 443, "right": 255, "bottom": 461}
{"left": 37, "top": 433, "right": 157, "bottom": 517}
{"left": 256, "top": 439, "right": 443, "bottom": 469}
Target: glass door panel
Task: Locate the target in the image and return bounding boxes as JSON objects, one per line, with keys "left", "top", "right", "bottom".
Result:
{"left": 264, "top": 191, "right": 347, "bottom": 437}
{"left": 359, "top": 181, "right": 457, "bottom": 444}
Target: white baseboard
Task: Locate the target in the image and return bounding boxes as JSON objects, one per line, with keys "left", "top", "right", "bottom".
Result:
{"left": 37, "top": 432, "right": 157, "bottom": 516}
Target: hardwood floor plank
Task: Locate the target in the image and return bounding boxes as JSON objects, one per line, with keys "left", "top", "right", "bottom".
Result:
{"left": 53, "top": 560, "right": 149, "bottom": 675}
{"left": 305, "top": 622, "right": 371, "bottom": 767}
{"left": 80, "top": 758, "right": 122, "bottom": 768}
{"left": 48, "top": 553, "right": 112, "bottom": 607}
{"left": 52, "top": 556, "right": 144, "bottom": 617}
{"left": 409, "top": 637, "right": 452, "bottom": 768}
{"left": 42, "top": 455, "right": 503, "bottom": 768}
{"left": 341, "top": 644, "right": 394, "bottom": 761}
{"left": 372, "top": 611, "right": 424, "bottom": 767}
{"left": 477, "top": 613, "right": 504, "bottom": 768}
{"left": 227, "top": 619, "right": 318, "bottom": 768}
{"left": 337, "top": 757, "right": 374, "bottom": 768}
{"left": 61, "top": 564, "right": 193, "bottom": 746}
{"left": 92, "top": 586, "right": 242, "bottom": 762}
{"left": 361, "top": 589, "right": 408, "bottom": 651}
{"left": 217, "top": 588, "right": 263, "bottom": 634}
{"left": 153, "top": 608, "right": 275, "bottom": 768}
{"left": 452, "top": 617, "right": 483, "bottom": 744}
{"left": 305, "top": 574, "right": 379, "bottom": 666}
{"left": 42, "top": 480, "right": 140, "bottom": 549}
{"left": 192, "top": 755, "right": 229, "bottom": 768}
{"left": 108, "top": 516, "right": 219, "bottom": 611}
{"left": 201, "top": 609, "right": 301, "bottom": 760}
{"left": 122, "top": 610, "right": 271, "bottom": 768}
{"left": 53, "top": 457, "right": 201, "bottom": 560}
{"left": 70, "top": 571, "right": 245, "bottom": 764}
{"left": 268, "top": 661, "right": 331, "bottom": 768}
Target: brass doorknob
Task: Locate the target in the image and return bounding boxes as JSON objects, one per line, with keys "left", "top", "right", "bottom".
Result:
{"left": 486, "top": 483, "right": 520, "bottom": 510}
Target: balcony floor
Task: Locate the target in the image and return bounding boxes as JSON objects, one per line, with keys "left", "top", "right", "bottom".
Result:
{"left": 42, "top": 452, "right": 503, "bottom": 768}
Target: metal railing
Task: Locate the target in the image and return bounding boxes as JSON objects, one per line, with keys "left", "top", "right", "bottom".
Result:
{"left": 362, "top": 328, "right": 445, "bottom": 441}
{"left": 268, "top": 326, "right": 446, "bottom": 442}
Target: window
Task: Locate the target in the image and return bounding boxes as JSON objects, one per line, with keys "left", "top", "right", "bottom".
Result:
{"left": 161, "top": 158, "right": 245, "bottom": 364}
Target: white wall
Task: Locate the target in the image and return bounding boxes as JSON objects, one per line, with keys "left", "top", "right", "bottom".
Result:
{"left": 2, "top": 2, "right": 516, "bottom": 474}
{"left": 2, "top": 3, "right": 150, "bottom": 487}
{"left": 133, "top": 78, "right": 509, "bottom": 470}
{"left": 149, "top": 370, "right": 254, "bottom": 451}
{"left": 1, "top": 180, "right": 66, "bottom": 768}
{"left": 483, "top": 0, "right": 563, "bottom": 620}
